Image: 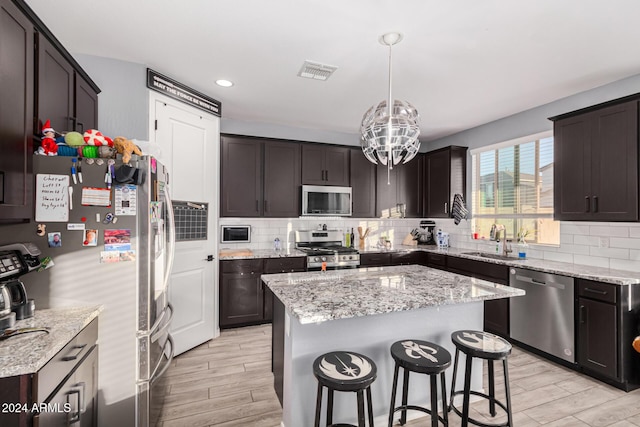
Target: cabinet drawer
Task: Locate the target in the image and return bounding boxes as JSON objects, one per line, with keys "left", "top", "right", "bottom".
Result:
{"left": 390, "top": 251, "right": 425, "bottom": 266}
{"left": 221, "top": 259, "right": 264, "bottom": 274}
{"left": 447, "top": 256, "right": 509, "bottom": 285}
{"left": 577, "top": 279, "right": 617, "bottom": 304}
{"left": 264, "top": 257, "right": 306, "bottom": 273}
{"left": 37, "top": 318, "right": 98, "bottom": 403}
{"left": 426, "top": 252, "right": 447, "bottom": 268}
{"left": 360, "top": 252, "right": 392, "bottom": 267}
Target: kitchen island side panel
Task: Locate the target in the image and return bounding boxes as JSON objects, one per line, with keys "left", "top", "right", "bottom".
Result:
{"left": 279, "top": 299, "right": 484, "bottom": 427}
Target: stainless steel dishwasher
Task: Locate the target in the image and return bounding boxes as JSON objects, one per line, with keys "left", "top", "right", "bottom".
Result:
{"left": 509, "top": 268, "right": 576, "bottom": 363}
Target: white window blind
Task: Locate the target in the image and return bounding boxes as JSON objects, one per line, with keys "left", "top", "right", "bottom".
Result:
{"left": 471, "top": 132, "right": 559, "bottom": 245}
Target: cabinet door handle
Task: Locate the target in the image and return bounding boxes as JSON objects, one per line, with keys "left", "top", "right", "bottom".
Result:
{"left": 76, "top": 121, "right": 84, "bottom": 133}
{"left": 593, "top": 196, "right": 598, "bottom": 213}
{"left": 585, "top": 196, "right": 590, "bottom": 213}
{"left": 444, "top": 202, "right": 448, "bottom": 214}
{"left": 579, "top": 305, "right": 585, "bottom": 324}
{"left": 584, "top": 287, "right": 607, "bottom": 295}
{"left": 67, "top": 389, "right": 81, "bottom": 424}
{"left": 62, "top": 344, "right": 87, "bottom": 361}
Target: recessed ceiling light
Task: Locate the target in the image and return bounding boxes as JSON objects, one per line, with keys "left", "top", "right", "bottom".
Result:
{"left": 216, "top": 79, "right": 234, "bottom": 87}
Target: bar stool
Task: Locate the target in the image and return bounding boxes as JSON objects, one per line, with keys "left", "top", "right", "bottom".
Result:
{"left": 449, "top": 330, "right": 513, "bottom": 427}
{"left": 313, "top": 351, "right": 377, "bottom": 427}
{"left": 388, "top": 339, "right": 451, "bottom": 427}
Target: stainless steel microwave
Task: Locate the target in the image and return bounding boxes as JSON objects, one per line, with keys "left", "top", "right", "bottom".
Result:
{"left": 301, "top": 185, "right": 352, "bottom": 216}
{"left": 220, "top": 225, "right": 251, "bottom": 243}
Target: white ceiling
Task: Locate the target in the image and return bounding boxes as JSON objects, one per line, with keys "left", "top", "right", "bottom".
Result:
{"left": 25, "top": 0, "right": 640, "bottom": 142}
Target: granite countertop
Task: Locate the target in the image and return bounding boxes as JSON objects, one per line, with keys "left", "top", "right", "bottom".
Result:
{"left": 436, "top": 247, "right": 640, "bottom": 285}
{"left": 219, "top": 248, "right": 306, "bottom": 260}
{"left": 362, "top": 245, "right": 640, "bottom": 285}
{"left": 0, "top": 306, "right": 102, "bottom": 378}
{"left": 262, "top": 264, "right": 524, "bottom": 324}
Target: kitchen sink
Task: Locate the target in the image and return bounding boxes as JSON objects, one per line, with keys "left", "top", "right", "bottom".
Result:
{"left": 461, "top": 251, "right": 524, "bottom": 261}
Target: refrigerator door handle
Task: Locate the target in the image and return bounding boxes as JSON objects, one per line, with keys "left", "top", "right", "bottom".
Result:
{"left": 150, "top": 302, "right": 174, "bottom": 342}
{"left": 150, "top": 334, "right": 174, "bottom": 384}
{"left": 163, "top": 183, "right": 177, "bottom": 294}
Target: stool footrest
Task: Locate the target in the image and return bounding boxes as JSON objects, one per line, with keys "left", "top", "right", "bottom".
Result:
{"left": 449, "top": 390, "right": 510, "bottom": 427}
{"left": 390, "top": 405, "right": 447, "bottom": 426}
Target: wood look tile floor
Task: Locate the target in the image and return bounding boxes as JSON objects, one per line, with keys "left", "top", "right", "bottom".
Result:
{"left": 159, "top": 324, "right": 640, "bottom": 427}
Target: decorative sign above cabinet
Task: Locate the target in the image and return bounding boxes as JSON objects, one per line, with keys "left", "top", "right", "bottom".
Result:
{"left": 147, "top": 68, "right": 221, "bottom": 117}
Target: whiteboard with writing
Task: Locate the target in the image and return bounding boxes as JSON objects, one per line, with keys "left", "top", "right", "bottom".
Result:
{"left": 35, "top": 174, "right": 70, "bottom": 222}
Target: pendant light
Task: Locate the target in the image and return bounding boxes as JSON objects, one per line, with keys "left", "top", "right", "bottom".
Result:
{"left": 360, "top": 32, "right": 420, "bottom": 184}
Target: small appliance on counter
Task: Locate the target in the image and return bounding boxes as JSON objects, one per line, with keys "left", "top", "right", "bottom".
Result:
{"left": 0, "top": 243, "right": 42, "bottom": 330}
{"left": 415, "top": 220, "right": 436, "bottom": 245}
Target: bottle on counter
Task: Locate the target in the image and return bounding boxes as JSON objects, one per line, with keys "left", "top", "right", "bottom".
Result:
{"left": 345, "top": 229, "right": 351, "bottom": 248}
{"left": 350, "top": 228, "right": 355, "bottom": 248}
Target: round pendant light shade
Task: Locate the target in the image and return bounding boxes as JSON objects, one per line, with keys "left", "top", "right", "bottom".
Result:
{"left": 360, "top": 33, "right": 420, "bottom": 171}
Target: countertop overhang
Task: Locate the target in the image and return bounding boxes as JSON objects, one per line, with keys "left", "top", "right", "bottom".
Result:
{"left": 262, "top": 264, "right": 524, "bottom": 324}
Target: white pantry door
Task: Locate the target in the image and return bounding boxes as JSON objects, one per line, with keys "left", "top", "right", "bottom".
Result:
{"left": 151, "top": 92, "right": 219, "bottom": 355}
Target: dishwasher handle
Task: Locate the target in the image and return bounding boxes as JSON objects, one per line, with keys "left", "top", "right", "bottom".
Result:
{"left": 514, "top": 274, "right": 567, "bottom": 290}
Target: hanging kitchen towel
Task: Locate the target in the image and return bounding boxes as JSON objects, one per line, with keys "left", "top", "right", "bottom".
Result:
{"left": 452, "top": 193, "right": 469, "bottom": 225}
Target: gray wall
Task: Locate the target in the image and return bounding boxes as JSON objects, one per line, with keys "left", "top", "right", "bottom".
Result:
{"left": 424, "top": 73, "right": 640, "bottom": 153}
{"left": 75, "top": 55, "right": 149, "bottom": 140}
{"left": 221, "top": 117, "right": 361, "bottom": 146}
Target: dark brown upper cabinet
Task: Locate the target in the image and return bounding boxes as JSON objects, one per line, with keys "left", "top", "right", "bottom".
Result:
{"left": 301, "top": 144, "right": 350, "bottom": 186}
{"left": 0, "top": 0, "right": 34, "bottom": 222}
{"left": 423, "top": 146, "right": 467, "bottom": 218}
{"left": 349, "top": 148, "right": 376, "bottom": 218}
{"left": 221, "top": 135, "right": 300, "bottom": 217}
{"left": 551, "top": 99, "right": 638, "bottom": 221}
{"left": 36, "top": 33, "right": 99, "bottom": 135}
{"left": 376, "top": 157, "right": 422, "bottom": 218}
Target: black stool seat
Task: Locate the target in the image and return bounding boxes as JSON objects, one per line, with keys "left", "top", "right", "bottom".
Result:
{"left": 388, "top": 340, "right": 451, "bottom": 427}
{"left": 313, "top": 351, "right": 377, "bottom": 427}
{"left": 391, "top": 339, "right": 452, "bottom": 374}
{"left": 449, "top": 330, "right": 513, "bottom": 427}
{"left": 451, "top": 330, "right": 512, "bottom": 360}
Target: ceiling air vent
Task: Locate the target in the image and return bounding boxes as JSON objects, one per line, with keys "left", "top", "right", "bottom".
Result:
{"left": 297, "top": 60, "right": 337, "bottom": 81}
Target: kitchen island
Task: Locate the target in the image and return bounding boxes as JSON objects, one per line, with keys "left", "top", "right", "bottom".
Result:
{"left": 262, "top": 264, "right": 525, "bottom": 427}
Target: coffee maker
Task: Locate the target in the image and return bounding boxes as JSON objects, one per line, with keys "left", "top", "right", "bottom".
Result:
{"left": 416, "top": 220, "right": 436, "bottom": 245}
{"left": 0, "top": 243, "right": 41, "bottom": 330}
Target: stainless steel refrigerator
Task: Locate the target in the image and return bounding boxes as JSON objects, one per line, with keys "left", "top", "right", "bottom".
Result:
{"left": 33, "top": 154, "right": 175, "bottom": 426}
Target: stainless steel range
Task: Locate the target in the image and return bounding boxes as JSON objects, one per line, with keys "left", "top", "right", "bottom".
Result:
{"left": 295, "top": 230, "right": 360, "bottom": 270}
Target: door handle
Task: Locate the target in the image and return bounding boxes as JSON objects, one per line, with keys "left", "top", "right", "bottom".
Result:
{"left": 444, "top": 202, "right": 448, "bottom": 214}
{"left": 579, "top": 305, "right": 586, "bottom": 324}
{"left": 205, "top": 255, "right": 214, "bottom": 262}
{"left": 585, "top": 196, "right": 590, "bottom": 213}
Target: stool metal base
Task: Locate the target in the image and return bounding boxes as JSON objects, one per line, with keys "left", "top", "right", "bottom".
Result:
{"left": 388, "top": 366, "right": 449, "bottom": 427}
{"left": 448, "top": 346, "right": 513, "bottom": 427}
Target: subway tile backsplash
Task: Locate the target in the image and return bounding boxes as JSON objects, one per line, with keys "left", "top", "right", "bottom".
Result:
{"left": 218, "top": 217, "right": 640, "bottom": 273}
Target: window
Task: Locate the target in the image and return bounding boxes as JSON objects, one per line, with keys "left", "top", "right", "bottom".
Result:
{"left": 471, "top": 131, "right": 559, "bottom": 245}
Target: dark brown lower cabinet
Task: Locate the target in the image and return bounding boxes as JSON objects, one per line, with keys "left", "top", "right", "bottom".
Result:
{"left": 220, "top": 259, "right": 264, "bottom": 328}
{"left": 390, "top": 251, "right": 426, "bottom": 266}
{"left": 425, "top": 251, "right": 446, "bottom": 270}
{"left": 359, "top": 252, "right": 392, "bottom": 267}
{"left": 220, "top": 257, "right": 306, "bottom": 328}
{"left": 578, "top": 297, "right": 617, "bottom": 379}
